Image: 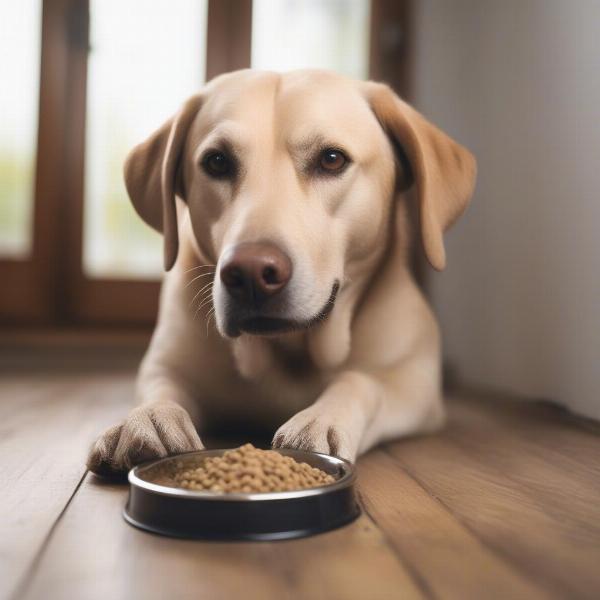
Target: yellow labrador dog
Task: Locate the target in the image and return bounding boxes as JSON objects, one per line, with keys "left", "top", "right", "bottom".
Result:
{"left": 87, "top": 69, "right": 475, "bottom": 474}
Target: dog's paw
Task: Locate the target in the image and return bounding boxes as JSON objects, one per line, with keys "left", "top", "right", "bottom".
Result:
{"left": 87, "top": 401, "right": 204, "bottom": 475}
{"left": 272, "top": 407, "right": 358, "bottom": 462}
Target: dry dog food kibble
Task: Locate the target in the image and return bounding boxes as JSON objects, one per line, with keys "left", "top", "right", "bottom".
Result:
{"left": 171, "top": 444, "right": 335, "bottom": 493}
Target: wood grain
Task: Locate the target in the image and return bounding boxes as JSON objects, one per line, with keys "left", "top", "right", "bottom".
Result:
{"left": 3, "top": 367, "right": 600, "bottom": 600}
{"left": 21, "top": 475, "right": 422, "bottom": 600}
{"left": 383, "top": 395, "right": 600, "bottom": 598}
{"left": 0, "top": 372, "right": 134, "bottom": 600}
{"left": 358, "top": 449, "right": 545, "bottom": 599}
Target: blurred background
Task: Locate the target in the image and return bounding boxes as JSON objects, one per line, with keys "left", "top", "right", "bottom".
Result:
{"left": 0, "top": 0, "right": 598, "bottom": 421}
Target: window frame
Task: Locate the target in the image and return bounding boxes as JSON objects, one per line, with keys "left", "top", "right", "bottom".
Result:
{"left": 0, "top": 0, "right": 77, "bottom": 325}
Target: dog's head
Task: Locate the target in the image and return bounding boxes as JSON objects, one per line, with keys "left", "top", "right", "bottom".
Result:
{"left": 125, "top": 70, "right": 475, "bottom": 340}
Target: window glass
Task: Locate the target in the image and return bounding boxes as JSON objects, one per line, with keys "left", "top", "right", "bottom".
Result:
{"left": 84, "top": 0, "right": 207, "bottom": 279}
{"left": 252, "top": 0, "right": 370, "bottom": 79}
{"left": 0, "top": 0, "right": 42, "bottom": 258}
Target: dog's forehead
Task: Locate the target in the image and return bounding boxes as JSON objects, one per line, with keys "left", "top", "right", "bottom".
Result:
{"left": 201, "top": 70, "right": 379, "bottom": 145}
{"left": 203, "top": 70, "right": 278, "bottom": 117}
{"left": 277, "top": 71, "right": 376, "bottom": 140}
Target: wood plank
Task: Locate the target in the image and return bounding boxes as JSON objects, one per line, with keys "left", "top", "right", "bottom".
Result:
{"left": 447, "top": 396, "right": 600, "bottom": 532}
{"left": 0, "top": 371, "right": 135, "bottom": 600}
{"left": 0, "top": 374, "right": 64, "bottom": 420}
{"left": 384, "top": 396, "right": 600, "bottom": 599}
{"left": 22, "top": 474, "right": 423, "bottom": 600}
{"left": 0, "top": 0, "right": 74, "bottom": 323}
{"left": 359, "top": 449, "right": 545, "bottom": 599}
{"left": 453, "top": 393, "right": 600, "bottom": 477}
{"left": 6, "top": 370, "right": 600, "bottom": 599}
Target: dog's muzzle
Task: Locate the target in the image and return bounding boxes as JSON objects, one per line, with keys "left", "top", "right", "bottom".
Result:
{"left": 218, "top": 241, "right": 339, "bottom": 338}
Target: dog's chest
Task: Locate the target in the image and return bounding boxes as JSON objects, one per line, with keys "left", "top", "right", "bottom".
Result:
{"left": 197, "top": 336, "right": 329, "bottom": 427}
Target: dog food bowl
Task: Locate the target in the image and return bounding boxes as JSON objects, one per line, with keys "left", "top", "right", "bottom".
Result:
{"left": 124, "top": 448, "right": 360, "bottom": 541}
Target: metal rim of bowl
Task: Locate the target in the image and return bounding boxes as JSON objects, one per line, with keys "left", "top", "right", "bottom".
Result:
{"left": 129, "top": 448, "right": 356, "bottom": 502}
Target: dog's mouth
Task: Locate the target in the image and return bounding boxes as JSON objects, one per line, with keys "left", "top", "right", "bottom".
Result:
{"left": 227, "top": 281, "right": 339, "bottom": 338}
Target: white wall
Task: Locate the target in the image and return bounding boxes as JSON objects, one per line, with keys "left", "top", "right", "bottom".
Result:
{"left": 412, "top": 0, "right": 600, "bottom": 419}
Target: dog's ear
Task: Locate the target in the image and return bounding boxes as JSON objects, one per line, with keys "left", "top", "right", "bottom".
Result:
{"left": 365, "top": 83, "right": 476, "bottom": 270}
{"left": 124, "top": 95, "right": 203, "bottom": 271}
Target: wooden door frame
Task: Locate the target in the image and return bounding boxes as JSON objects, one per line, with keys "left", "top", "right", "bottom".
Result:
{"left": 369, "top": 0, "right": 411, "bottom": 97}
{"left": 0, "top": 0, "right": 78, "bottom": 325}
{"left": 369, "top": 0, "right": 423, "bottom": 282}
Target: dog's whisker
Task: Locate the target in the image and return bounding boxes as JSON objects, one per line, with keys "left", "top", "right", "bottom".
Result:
{"left": 195, "top": 299, "right": 211, "bottom": 319}
{"left": 195, "top": 300, "right": 214, "bottom": 323}
{"left": 198, "top": 281, "right": 214, "bottom": 293}
{"left": 185, "top": 265, "right": 216, "bottom": 273}
{"left": 184, "top": 266, "right": 216, "bottom": 275}
{"left": 189, "top": 281, "right": 214, "bottom": 307}
{"left": 196, "top": 296, "right": 214, "bottom": 313}
{"left": 186, "top": 272, "right": 214, "bottom": 286}
{"left": 194, "top": 301, "right": 208, "bottom": 321}
{"left": 206, "top": 308, "right": 216, "bottom": 337}
{"left": 185, "top": 271, "right": 215, "bottom": 289}
{"left": 183, "top": 264, "right": 216, "bottom": 274}
{"left": 198, "top": 295, "right": 212, "bottom": 308}
{"left": 194, "top": 288, "right": 214, "bottom": 309}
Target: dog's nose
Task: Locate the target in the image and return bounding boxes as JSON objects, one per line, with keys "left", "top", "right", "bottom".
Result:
{"left": 220, "top": 242, "right": 292, "bottom": 304}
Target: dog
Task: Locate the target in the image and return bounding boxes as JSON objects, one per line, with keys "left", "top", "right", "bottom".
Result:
{"left": 87, "top": 69, "right": 476, "bottom": 474}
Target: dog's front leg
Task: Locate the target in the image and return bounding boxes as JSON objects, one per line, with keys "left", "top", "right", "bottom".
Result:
{"left": 272, "top": 371, "right": 382, "bottom": 462}
{"left": 87, "top": 367, "right": 203, "bottom": 475}
{"left": 272, "top": 359, "right": 445, "bottom": 462}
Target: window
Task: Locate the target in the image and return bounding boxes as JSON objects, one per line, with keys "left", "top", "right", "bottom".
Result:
{"left": 0, "top": 0, "right": 42, "bottom": 258}
{"left": 84, "top": 0, "right": 207, "bottom": 279}
{"left": 252, "top": 0, "right": 370, "bottom": 78}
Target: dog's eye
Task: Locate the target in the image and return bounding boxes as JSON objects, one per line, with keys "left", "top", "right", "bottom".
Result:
{"left": 319, "top": 149, "right": 348, "bottom": 174}
{"left": 202, "top": 151, "right": 233, "bottom": 178}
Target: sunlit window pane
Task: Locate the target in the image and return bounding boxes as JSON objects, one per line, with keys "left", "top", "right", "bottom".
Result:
{"left": 84, "top": 0, "right": 207, "bottom": 279}
{"left": 252, "top": 0, "right": 370, "bottom": 79}
{"left": 0, "top": 0, "right": 41, "bottom": 258}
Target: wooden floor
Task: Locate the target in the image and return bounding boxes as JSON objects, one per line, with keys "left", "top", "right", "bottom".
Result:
{"left": 1, "top": 367, "right": 600, "bottom": 600}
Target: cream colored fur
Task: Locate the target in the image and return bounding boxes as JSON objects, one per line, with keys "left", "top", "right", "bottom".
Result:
{"left": 87, "top": 70, "right": 476, "bottom": 474}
